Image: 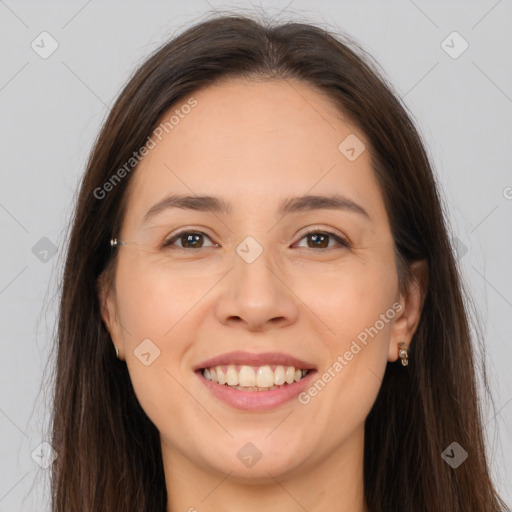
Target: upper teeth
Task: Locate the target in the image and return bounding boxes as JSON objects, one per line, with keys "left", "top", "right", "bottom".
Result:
{"left": 203, "top": 365, "right": 308, "bottom": 388}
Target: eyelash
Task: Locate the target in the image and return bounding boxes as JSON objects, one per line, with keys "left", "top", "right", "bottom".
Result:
{"left": 162, "top": 228, "right": 351, "bottom": 250}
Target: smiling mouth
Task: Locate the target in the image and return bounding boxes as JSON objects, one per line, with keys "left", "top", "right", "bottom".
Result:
{"left": 200, "top": 364, "right": 311, "bottom": 391}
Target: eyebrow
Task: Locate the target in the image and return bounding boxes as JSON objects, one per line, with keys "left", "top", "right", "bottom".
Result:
{"left": 142, "top": 193, "right": 371, "bottom": 224}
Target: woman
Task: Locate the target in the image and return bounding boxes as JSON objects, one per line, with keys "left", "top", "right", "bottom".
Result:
{"left": 49, "top": 13, "right": 508, "bottom": 512}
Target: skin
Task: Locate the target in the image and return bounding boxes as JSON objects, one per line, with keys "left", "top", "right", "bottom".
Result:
{"left": 100, "top": 78, "right": 426, "bottom": 512}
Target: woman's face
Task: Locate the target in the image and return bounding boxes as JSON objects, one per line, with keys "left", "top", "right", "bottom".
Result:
{"left": 101, "top": 78, "right": 419, "bottom": 483}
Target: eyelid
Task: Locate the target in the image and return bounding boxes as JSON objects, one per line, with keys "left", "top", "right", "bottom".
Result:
{"left": 162, "top": 228, "right": 219, "bottom": 248}
{"left": 294, "top": 226, "right": 351, "bottom": 249}
{"left": 162, "top": 226, "right": 351, "bottom": 250}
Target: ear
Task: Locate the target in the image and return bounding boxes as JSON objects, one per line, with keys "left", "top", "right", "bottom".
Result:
{"left": 96, "top": 270, "right": 123, "bottom": 358}
{"left": 388, "top": 260, "right": 428, "bottom": 362}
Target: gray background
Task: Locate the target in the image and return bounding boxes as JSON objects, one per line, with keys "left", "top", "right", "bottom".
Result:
{"left": 1, "top": 0, "right": 511, "bottom": 509}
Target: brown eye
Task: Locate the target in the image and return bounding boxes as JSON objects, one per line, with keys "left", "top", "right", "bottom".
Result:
{"left": 296, "top": 230, "right": 350, "bottom": 250}
{"left": 163, "top": 231, "right": 218, "bottom": 249}
{"left": 308, "top": 233, "right": 328, "bottom": 248}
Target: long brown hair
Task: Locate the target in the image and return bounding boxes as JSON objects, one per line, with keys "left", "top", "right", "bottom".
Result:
{"left": 48, "top": 13, "right": 508, "bottom": 511}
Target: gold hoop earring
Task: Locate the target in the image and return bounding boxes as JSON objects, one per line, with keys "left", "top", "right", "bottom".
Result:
{"left": 114, "top": 345, "right": 119, "bottom": 359}
{"left": 398, "top": 343, "right": 409, "bottom": 366}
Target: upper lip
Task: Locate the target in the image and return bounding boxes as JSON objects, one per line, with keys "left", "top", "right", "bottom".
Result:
{"left": 194, "top": 351, "right": 317, "bottom": 371}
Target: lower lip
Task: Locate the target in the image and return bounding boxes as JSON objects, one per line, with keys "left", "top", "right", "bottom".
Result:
{"left": 196, "top": 369, "right": 317, "bottom": 411}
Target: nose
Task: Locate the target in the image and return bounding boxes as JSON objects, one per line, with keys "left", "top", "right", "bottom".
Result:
{"left": 214, "top": 245, "right": 299, "bottom": 332}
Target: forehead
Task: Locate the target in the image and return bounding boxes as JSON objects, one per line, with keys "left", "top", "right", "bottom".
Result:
{"left": 123, "top": 78, "right": 387, "bottom": 228}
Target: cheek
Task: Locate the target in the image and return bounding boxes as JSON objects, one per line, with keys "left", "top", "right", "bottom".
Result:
{"left": 112, "top": 254, "right": 229, "bottom": 394}
{"left": 295, "top": 247, "right": 397, "bottom": 417}
{"left": 112, "top": 262, "right": 195, "bottom": 430}
{"left": 299, "top": 247, "right": 398, "bottom": 346}
{"left": 113, "top": 255, "right": 211, "bottom": 338}
{"left": 296, "top": 299, "right": 393, "bottom": 457}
